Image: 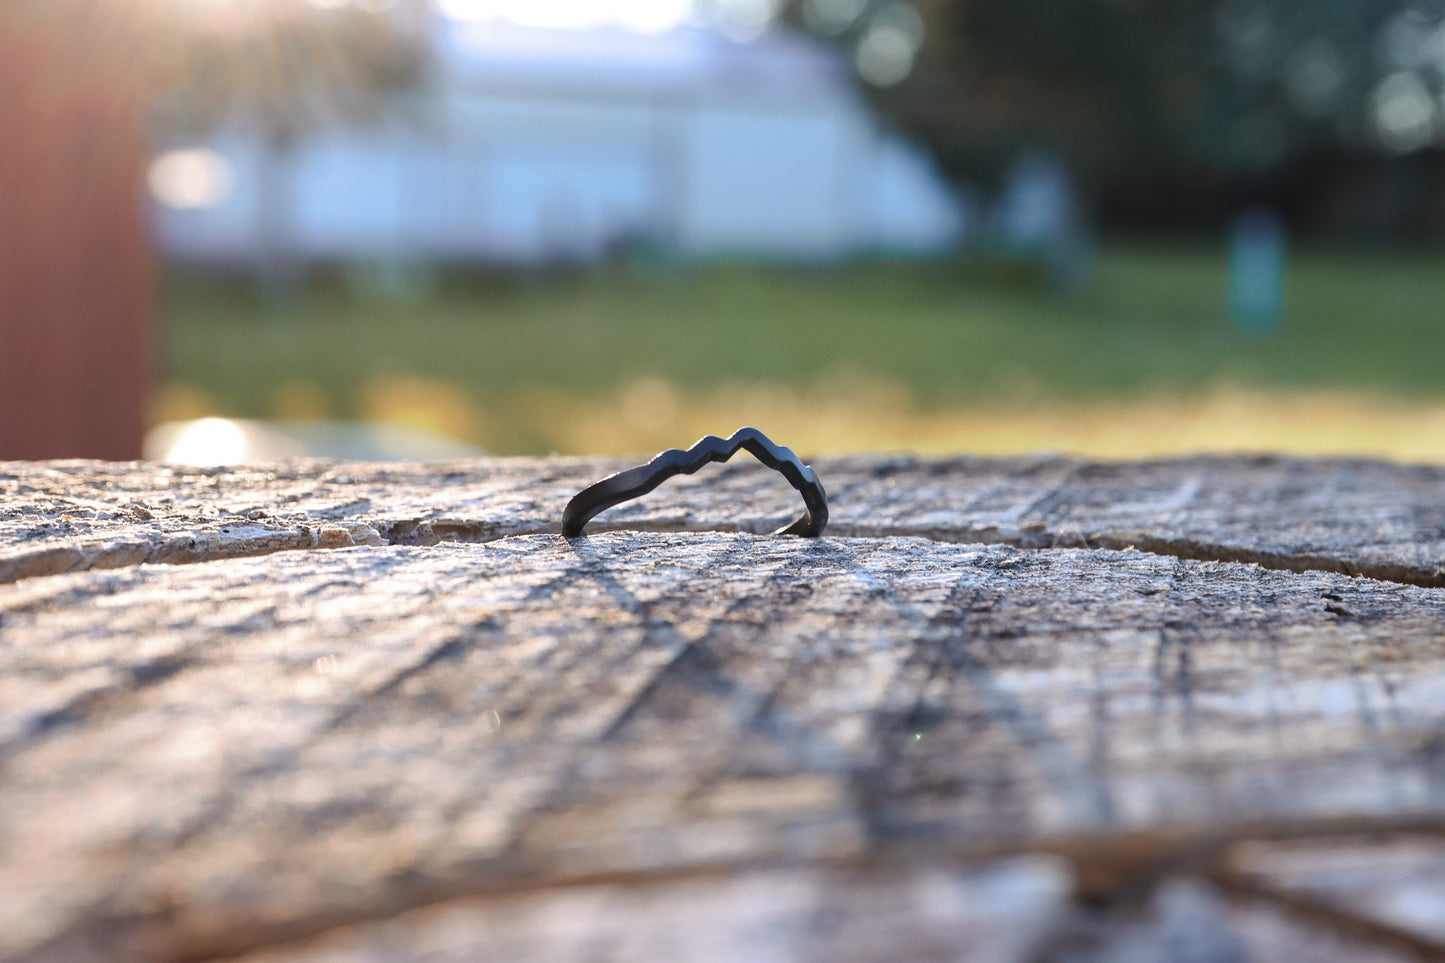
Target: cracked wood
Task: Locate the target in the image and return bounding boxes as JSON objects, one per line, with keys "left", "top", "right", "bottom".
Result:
{"left": 3, "top": 456, "right": 1445, "bottom": 961}
{"left": 0, "top": 534, "right": 1443, "bottom": 957}
{"left": 2, "top": 454, "right": 1444, "bottom": 585}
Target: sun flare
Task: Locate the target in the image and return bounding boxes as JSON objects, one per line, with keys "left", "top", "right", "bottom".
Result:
{"left": 435, "top": 0, "right": 693, "bottom": 33}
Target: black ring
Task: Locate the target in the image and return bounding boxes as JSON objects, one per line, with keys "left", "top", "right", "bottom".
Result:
{"left": 562, "top": 427, "right": 828, "bottom": 538}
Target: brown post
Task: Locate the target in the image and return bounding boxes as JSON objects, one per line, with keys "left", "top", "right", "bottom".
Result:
{"left": 0, "top": 3, "right": 152, "bottom": 460}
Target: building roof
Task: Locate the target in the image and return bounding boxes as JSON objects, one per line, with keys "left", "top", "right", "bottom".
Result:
{"left": 433, "top": 16, "right": 856, "bottom": 103}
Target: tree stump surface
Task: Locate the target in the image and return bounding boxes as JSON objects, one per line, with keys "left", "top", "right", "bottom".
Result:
{"left": 2, "top": 454, "right": 1444, "bottom": 962}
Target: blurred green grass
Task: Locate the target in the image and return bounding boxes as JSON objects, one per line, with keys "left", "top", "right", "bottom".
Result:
{"left": 156, "top": 242, "right": 1445, "bottom": 455}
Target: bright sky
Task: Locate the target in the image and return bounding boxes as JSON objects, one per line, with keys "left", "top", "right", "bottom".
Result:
{"left": 434, "top": 0, "right": 695, "bottom": 34}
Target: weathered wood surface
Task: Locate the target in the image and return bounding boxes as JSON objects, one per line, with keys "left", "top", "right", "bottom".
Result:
{"left": 4, "top": 455, "right": 1445, "bottom": 585}
{"left": 2, "top": 455, "right": 1445, "bottom": 962}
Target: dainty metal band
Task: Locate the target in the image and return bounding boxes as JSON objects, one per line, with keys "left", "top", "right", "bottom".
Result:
{"left": 562, "top": 427, "right": 828, "bottom": 538}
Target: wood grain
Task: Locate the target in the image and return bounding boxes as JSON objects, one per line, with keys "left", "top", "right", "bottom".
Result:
{"left": 4, "top": 454, "right": 1444, "bottom": 584}
{"left": 3, "top": 456, "right": 1444, "bottom": 960}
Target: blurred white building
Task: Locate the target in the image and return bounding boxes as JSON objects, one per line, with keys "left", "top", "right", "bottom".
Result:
{"left": 150, "top": 12, "right": 964, "bottom": 265}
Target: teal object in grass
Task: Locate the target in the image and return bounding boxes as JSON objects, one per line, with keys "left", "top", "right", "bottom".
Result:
{"left": 1228, "top": 208, "right": 1287, "bottom": 335}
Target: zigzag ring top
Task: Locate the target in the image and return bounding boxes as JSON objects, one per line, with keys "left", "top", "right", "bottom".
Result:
{"left": 561, "top": 427, "right": 828, "bottom": 538}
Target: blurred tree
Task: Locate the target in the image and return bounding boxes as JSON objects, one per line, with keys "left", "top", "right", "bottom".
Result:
{"left": 0, "top": 0, "right": 430, "bottom": 458}
{"left": 790, "top": 0, "right": 1445, "bottom": 235}
{"left": 148, "top": 0, "right": 430, "bottom": 286}
{"left": 151, "top": 0, "right": 427, "bottom": 133}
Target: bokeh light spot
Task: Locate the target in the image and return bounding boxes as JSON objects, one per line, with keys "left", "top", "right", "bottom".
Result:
{"left": 148, "top": 149, "right": 234, "bottom": 211}
{"left": 856, "top": 25, "right": 916, "bottom": 86}
{"left": 1373, "top": 71, "right": 1437, "bottom": 153}
{"left": 855, "top": 2, "right": 923, "bottom": 87}
{"left": 162, "top": 418, "right": 249, "bottom": 466}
